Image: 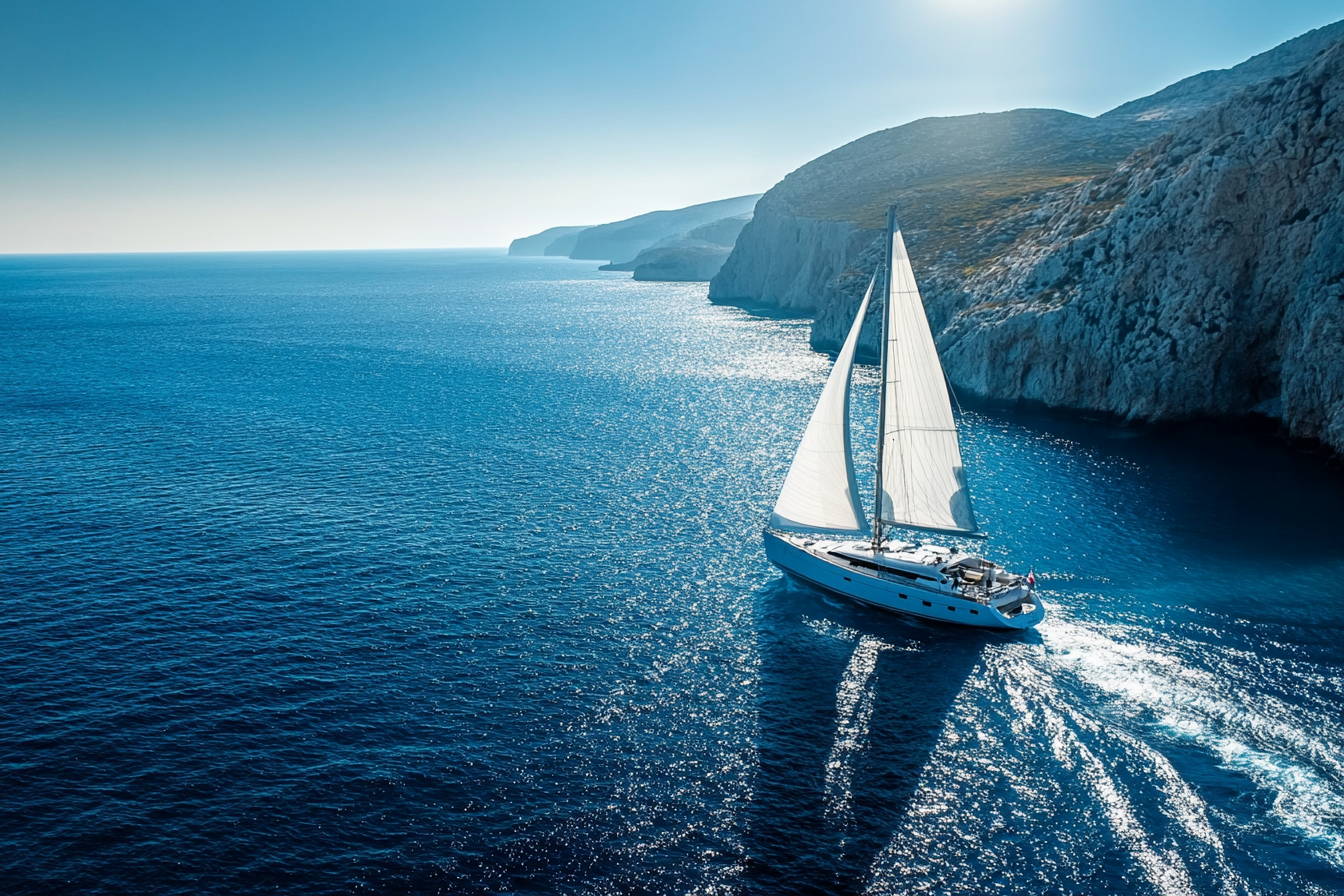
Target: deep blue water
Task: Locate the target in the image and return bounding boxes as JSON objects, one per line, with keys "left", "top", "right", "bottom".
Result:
{"left": 3, "top": 249, "right": 1344, "bottom": 895}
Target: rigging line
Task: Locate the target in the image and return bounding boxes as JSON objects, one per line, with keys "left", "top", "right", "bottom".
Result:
{"left": 872, "top": 209, "right": 896, "bottom": 549}
{"left": 945, "top": 370, "right": 966, "bottom": 417}
{"left": 892, "top": 228, "right": 911, "bottom": 532}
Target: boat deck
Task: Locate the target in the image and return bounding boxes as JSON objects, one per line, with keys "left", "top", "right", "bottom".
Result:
{"left": 764, "top": 530, "right": 1044, "bottom": 629}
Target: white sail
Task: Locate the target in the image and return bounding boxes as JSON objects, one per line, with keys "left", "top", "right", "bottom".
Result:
{"left": 770, "top": 277, "right": 874, "bottom": 534}
{"left": 878, "top": 228, "right": 978, "bottom": 534}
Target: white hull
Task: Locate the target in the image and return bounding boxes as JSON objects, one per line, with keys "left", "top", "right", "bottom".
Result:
{"left": 764, "top": 529, "right": 1044, "bottom": 631}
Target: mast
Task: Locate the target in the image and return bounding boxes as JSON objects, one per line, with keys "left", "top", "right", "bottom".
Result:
{"left": 871, "top": 206, "right": 896, "bottom": 551}
{"left": 878, "top": 211, "right": 980, "bottom": 536}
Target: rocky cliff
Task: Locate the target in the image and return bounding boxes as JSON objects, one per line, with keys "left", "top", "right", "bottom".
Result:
{"left": 714, "top": 21, "right": 1344, "bottom": 337}
{"left": 567, "top": 194, "right": 761, "bottom": 263}
{"left": 710, "top": 109, "right": 1165, "bottom": 327}
{"left": 711, "top": 19, "right": 1344, "bottom": 453}
{"left": 508, "top": 225, "right": 592, "bottom": 256}
{"left": 630, "top": 246, "right": 733, "bottom": 281}
{"left": 681, "top": 214, "right": 752, "bottom": 248}
{"left": 508, "top": 197, "right": 761, "bottom": 264}
{"left": 942, "top": 36, "right": 1344, "bottom": 453}
{"left": 598, "top": 213, "right": 752, "bottom": 280}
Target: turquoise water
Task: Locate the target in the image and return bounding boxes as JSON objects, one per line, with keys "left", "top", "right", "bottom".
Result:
{"left": 2, "top": 250, "right": 1343, "bottom": 894}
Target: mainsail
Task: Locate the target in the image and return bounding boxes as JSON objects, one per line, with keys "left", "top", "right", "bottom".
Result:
{"left": 769, "top": 276, "right": 874, "bottom": 534}
{"left": 877, "top": 224, "right": 978, "bottom": 535}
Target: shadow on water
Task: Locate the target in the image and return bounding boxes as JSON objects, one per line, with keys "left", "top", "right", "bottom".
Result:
{"left": 710, "top": 297, "right": 819, "bottom": 321}
{"left": 976, "top": 402, "right": 1344, "bottom": 563}
{"left": 741, "top": 574, "right": 993, "bottom": 896}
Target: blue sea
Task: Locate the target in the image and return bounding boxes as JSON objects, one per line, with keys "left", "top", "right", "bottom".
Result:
{"left": 3, "top": 249, "right": 1344, "bottom": 895}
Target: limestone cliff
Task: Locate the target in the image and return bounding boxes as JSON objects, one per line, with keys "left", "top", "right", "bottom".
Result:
{"left": 508, "top": 225, "right": 592, "bottom": 256}
{"left": 567, "top": 195, "right": 761, "bottom": 263}
{"left": 711, "top": 204, "right": 879, "bottom": 312}
{"left": 943, "top": 37, "right": 1344, "bottom": 453}
{"left": 711, "top": 20, "right": 1344, "bottom": 453}
{"left": 631, "top": 246, "right": 733, "bottom": 282}
{"left": 600, "top": 245, "right": 730, "bottom": 278}
{"left": 682, "top": 214, "right": 751, "bottom": 248}
{"left": 599, "top": 214, "right": 752, "bottom": 281}
{"left": 714, "top": 21, "right": 1344, "bottom": 343}
{"left": 509, "top": 197, "right": 761, "bottom": 264}
{"left": 709, "top": 109, "right": 1165, "bottom": 329}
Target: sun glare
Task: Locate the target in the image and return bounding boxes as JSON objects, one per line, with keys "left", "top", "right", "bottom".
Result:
{"left": 924, "top": 0, "right": 1044, "bottom": 14}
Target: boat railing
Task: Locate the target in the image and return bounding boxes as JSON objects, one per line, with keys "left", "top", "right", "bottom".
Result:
{"left": 961, "top": 587, "right": 993, "bottom": 606}
{"left": 826, "top": 548, "right": 1008, "bottom": 606}
{"left": 953, "top": 579, "right": 1017, "bottom": 606}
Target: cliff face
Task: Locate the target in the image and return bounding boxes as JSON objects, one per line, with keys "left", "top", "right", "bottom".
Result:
{"left": 508, "top": 225, "right": 591, "bottom": 256}
{"left": 711, "top": 203, "right": 877, "bottom": 311}
{"left": 682, "top": 214, "right": 751, "bottom": 247}
{"left": 709, "top": 109, "right": 1164, "bottom": 327}
{"left": 631, "top": 246, "right": 732, "bottom": 282}
{"left": 714, "top": 22, "right": 1344, "bottom": 344}
{"left": 509, "top": 197, "right": 761, "bottom": 264}
{"left": 943, "top": 38, "right": 1344, "bottom": 453}
{"left": 711, "top": 20, "right": 1344, "bottom": 452}
{"left": 567, "top": 194, "right": 761, "bottom": 263}
{"left": 597, "top": 213, "right": 753, "bottom": 280}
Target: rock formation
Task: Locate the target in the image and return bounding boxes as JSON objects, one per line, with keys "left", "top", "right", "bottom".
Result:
{"left": 507, "top": 197, "right": 760, "bottom": 267}
{"left": 709, "top": 18, "right": 1344, "bottom": 453}
{"left": 566, "top": 195, "right": 760, "bottom": 263}
{"left": 598, "top": 214, "right": 751, "bottom": 281}
{"left": 507, "top": 225, "right": 592, "bottom": 256}
{"left": 543, "top": 230, "right": 587, "bottom": 257}
{"left": 631, "top": 246, "right": 733, "bottom": 282}
{"left": 710, "top": 109, "right": 1166, "bottom": 326}
{"left": 1102, "top": 20, "right": 1344, "bottom": 124}
{"left": 943, "top": 36, "right": 1344, "bottom": 452}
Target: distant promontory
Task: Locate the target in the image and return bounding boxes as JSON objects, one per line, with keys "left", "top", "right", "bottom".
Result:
{"left": 507, "top": 226, "right": 593, "bottom": 257}
{"left": 508, "top": 195, "right": 761, "bottom": 282}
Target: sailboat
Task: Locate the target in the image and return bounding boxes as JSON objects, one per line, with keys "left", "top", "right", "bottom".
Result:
{"left": 763, "top": 208, "right": 1044, "bottom": 630}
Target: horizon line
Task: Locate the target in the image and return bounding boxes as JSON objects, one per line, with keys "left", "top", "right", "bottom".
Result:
{"left": 0, "top": 246, "right": 533, "bottom": 258}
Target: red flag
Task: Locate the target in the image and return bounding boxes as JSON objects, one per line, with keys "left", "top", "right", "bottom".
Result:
{"left": 1027, "top": 568, "right": 1035, "bottom": 588}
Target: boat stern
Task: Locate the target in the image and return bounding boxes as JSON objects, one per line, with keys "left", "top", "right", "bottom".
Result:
{"left": 989, "top": 583, "right": 1046, "bottom": 629}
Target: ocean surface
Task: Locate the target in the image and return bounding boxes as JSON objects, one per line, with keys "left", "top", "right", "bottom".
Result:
{"left": 3, "top": 249, "right": 1344, "bottom": 896}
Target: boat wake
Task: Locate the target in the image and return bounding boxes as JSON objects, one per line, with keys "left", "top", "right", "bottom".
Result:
{"left": 850, "top": 605, "right": 1344, "bottom": 895}
{"left": 1043, "top": 616, "right": 1344, "bottom": 867}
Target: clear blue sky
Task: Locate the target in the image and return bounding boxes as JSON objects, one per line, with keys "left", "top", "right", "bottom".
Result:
{"left": 3, "top": 0, "right": 1342, "bottom": 252}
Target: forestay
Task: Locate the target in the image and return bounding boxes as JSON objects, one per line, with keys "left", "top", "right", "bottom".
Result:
{"left": 769, "top": 276, "right": 874, "bottom": 534}
{"left": 878, "top": 228, "right": 978, "bottom": 534}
